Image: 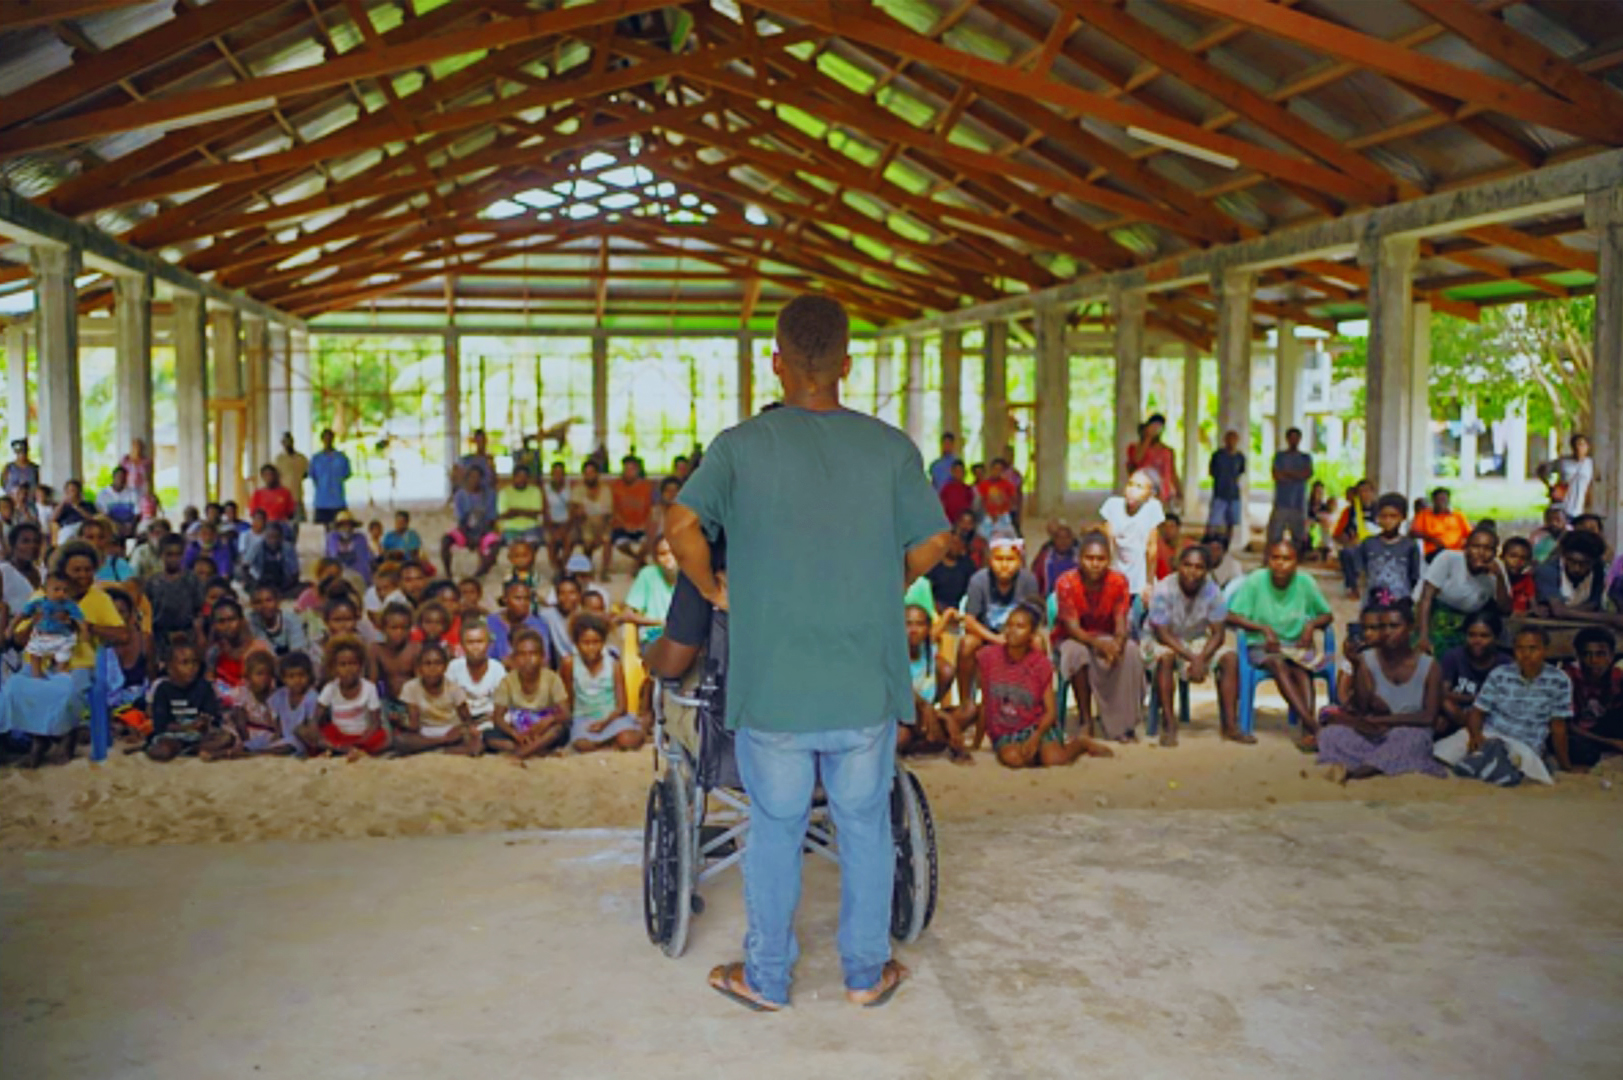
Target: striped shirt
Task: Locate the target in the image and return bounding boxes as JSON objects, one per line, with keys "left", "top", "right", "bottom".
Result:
{"left": 1474, "top": 664, "right": 1572, "bottom": 750}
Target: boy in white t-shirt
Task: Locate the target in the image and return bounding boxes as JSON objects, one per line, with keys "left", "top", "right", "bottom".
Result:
{"left": 448, "top": 622, "right": 507, "bottom": 729}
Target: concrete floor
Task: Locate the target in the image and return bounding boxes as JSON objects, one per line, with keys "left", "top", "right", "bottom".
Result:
{"left": 4, "top": 797, "right": 1622, "bottom": 1080}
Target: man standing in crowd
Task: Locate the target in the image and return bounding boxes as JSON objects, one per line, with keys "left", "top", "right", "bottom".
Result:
{"left": 273, "top": 433, "right": 310, "bottom": 524}
{"left": 1207, "top": 429, "right": 1245, "bottom": 544}
{"left": 1269, "top": 427, "right": 1313, "bottom": 551}
{"left": 667, "top": 293, "right": 949, "bottom": 1013}
{"left": 929, "top": 432, "right": 960, "bottom": 491}
{"left": 308, "top": 428, "right": 351, "bottom": 528}
{"left": 1541, "top": 433, "right": 1595, "bottom": 518}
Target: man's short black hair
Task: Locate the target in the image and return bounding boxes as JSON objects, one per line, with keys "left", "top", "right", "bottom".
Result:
{"left": 1375, "top": 493, "right": 1409, "bottom": 516}
{"left": 1514, "top": 625, "right": 1550, "bottom": 646}
{"left": 1559, "top": 529, "right": 1607, "bottom": 561}
{"left": 1146, "top": 413, "right": 1166, "bottom": 427}
{"left": 775, "top": 294, "right": 849, "bottom": 383}
{"left": 159, "top": 534, "right": 186, "bottom": 552}
{"left": 1502, "top": 536, "right": 1532, "bottom": 556}
{"left": 1574, "top": 627, "right": 1618, "bottom": 655}
{"left": 1286, "top": 426, "right": 1303, "bottom": 439}
{"left": 1431, "top": 486, "right": 1451, "bottom": 499}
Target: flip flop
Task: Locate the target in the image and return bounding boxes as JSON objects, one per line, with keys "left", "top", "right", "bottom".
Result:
{"left": 849, "top": 960, "right": 909, "bottom": 1008}
{"left": 708, "top": 963, "right": 781, "bottom": 1013}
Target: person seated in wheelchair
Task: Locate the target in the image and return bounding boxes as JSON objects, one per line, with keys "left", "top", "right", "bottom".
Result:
{"left": 1226, "top": 538, "right": 1334, "bottom": 751}
{"left": 979, "top": 602, "right": 1109, "bottom": 768}
{"left": 1144, "top": 543, "right": 1247, "bottom": 747}
{"left": 642, "top": 534, "right": 728, "bottom": 761}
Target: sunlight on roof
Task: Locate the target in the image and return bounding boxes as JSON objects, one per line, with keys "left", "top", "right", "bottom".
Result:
{"left": 601, "top": 192, "right": 640, "bottom": 210}
{"left": 515, "top": 189, "right": 563, "bottom": 209}
{"left": 483, "top": 199, "right": 528, "bottom": 219}
{"left": 745, "top": 204, "right": 770, "bottom": 225}
{"left": 580, "top": 151, "right": 618, "bottom": 171}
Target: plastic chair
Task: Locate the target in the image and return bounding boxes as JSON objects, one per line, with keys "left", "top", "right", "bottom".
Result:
{"left": 1146, "top": 676, "right": 1190, "bottom": 736}
{"left": 1236, "top": 627, "right": 1337, "bottom": 736}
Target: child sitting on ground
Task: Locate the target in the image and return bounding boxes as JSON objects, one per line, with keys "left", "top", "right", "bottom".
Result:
{"left": 269, "top": 652, "right": 318, "bottom": 758}
{"left": 487, "top": 580, "right": 552, "bottom": 663}
{"left": 145, "top": 642, "right": 231, "bottom": 761}
{"left": 488, "top": 628, "right": 571, "bottom": 759}
{"left": 1434, "top": 625, "right": 1571, "bottom": 784}
{"left": 447, "top": 623, "right": 505, "bottom": 733}
{"left": 1564, "top": 627, "right": 1623, "bottom": 771}
{"left": 301, "top": 636, "right": 389, "bottom": 758}
{"left": 976, "top": 603, "right": 1109, "bottom": 768}
{"left": 205, "top": 598, "right": 270, "bottom": 708}
{"left": 21, "top": 570, "right": 86, "bottom": 677}
{"left": 217, "top": 651, "right": 297, "bottom": 758}
{"left": 411, "top": 600, "right": 460, "bottom": 658}
{"left": 395, "top": 643, "right": 481, "bottom": 755}
{"left": 248, "top": 581, "right": 308, "bottom": 657}
{"left": 561, "top": 612, "right": 643, "bottom": 752}
{"left": 458, "top": 577, "right": 486, "bottom": 616}
{"left": 540, "top": 577, "right": 583, "bottom": 663}
{"left": 372, "top": 603, "right": 421, "bottom": 731}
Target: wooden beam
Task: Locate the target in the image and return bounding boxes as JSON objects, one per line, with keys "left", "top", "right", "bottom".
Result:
{"left": 1170, "top": 0, "right": 1623, "bottom": 145}
{"left": 0, "top": 0, "right": 144, "bottom": 32}
{"left": 1408, "top": 0, "right": 1623, "bottom": 127}
{"left": 1465, "top": 224, "right": 1598, "bottom": 275}
{"left": 0, "top": 0, "right": 680, "bottom": 155}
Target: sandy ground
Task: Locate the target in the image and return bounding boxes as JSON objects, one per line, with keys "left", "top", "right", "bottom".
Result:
{"left": 5, "top": 797, "right": 1622, "bottom": 1079}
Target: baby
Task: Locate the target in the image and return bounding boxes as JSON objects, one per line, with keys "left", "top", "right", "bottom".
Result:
{"left": 22, "top": 571, "right": 87, "bottom": 677}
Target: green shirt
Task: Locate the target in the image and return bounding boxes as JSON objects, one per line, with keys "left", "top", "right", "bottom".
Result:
{"left": 626, "top": 564, "right": 677, "bottom": 646}
{"left": 499, "top": 484, "right": 544, "bottom": 529}
{"left": 677, "top": 406, "right": 948, "bottom": 733}
{"left": 1228, "top": 567, "right": 1331, "bottom": 641}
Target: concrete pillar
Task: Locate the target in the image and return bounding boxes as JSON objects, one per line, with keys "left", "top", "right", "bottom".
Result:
{"left": 736, "top": 332, "right": 753, "bottom": 421}
{"left": 209, "top": 308, "right": 243, "bottom": 503}
{"left": 443, "top": 331, "right": 462, "bottom": 482}
{"left": 1033, "top": 303, "right": 1069, "bottom": 515}
{"left": 1587, "top": 188, "right": 1623, "bottom": 542}
{"left": 591, "top": 333, "right": 609, "bottom": 453}
{"left": 1181, "top": 343, "right": 1202, "bottom": 523}
{"left": 1274, "top": 319, "right": 1301, "bottom": 449}
{"left": 32, "top": 245, "right": 81, "bottom": 489}
{"left": 939, "top": 329, "right": 962, "bottom": 445}
{"left": 113, "top": 273, "right": 154, "bottom": 462}
{"left": 4, "top": 324, "right": 27, "bottom": 450}
{"left": 1360, "top": 234, "right": 1419, "bottom": 495}
{"left": 982, "top": 321, "right": 1008, "bottom": 464}
{"left": 268, "top": 325, "right": 291, "bottom": 447}
{"left": 875, "top": 337, "right": 899, "bottom": 427}
{"left": 1214, "top": 268, "right": 1254, "bottom": 546}
{"left": 1407, "top": 301, "right": 1433, "bottom": 496}
{"left": 1505, "top": 398, "right": 1528, "bottom": 483}
{"left": 904, "top": 336, "right": 926, "bottom": 445}
{"left": 244, "top": 316, "right": 270, "bottom": 473}
{"left": 1459, "top": 401, "right": 1479, "bottom": 481}
{"left": 1111, "top": 286, "right": 1145, "bottom": 492}
{"left": 289, "top": 329, "right": 312, "bottom": 453}
{"left": 172, "top": 293, "right": 209, "bottom": 510}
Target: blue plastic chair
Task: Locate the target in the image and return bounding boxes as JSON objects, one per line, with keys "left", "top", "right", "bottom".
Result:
{"left": 1236, "top": 627, "right": 1337, "bottom": 736}
{"left": 1146, "top": 676, "right": 1190, "bottom": 736}
{"left": 89, "top": 647, "right": 115, "bottom": 763}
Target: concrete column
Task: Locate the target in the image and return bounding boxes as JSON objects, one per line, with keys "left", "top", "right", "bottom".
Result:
{"left": 904, "top": 336, "right": 926, "bottom": 445}
{"left": 268, "top": 325, "right": 291, "bottom": 447}
{"left": 244, "top": 316, "right": 270, "bottom": 473}
{"left": 1359, "top": 234, "right": 1419, "bottom": 495}
{"left": 736, "top": 332, "right": 754, "bottom": 421}
{"left": 983, "top": 321, "right": 1008, "bottom": 464}
{"left": 591, "top": 334, "right": 608, "bottom": 452}
{"left": 210, "top": 308, "right": 243, "bottom": 504}
{"left": 1274, "top": 319, "right": 1301, "bottom": 448}
{"left": 1181, "top": 342, "right": 1202, "bottom": 523}
{"left": 172, "top": 293, "right": 209, "bottom": 510}
{"left": 1111, "top": 287, "right": 1145, "bottom": 492}
{"left": 1459, "top": 401, "right": 1479, "bottom": 481}
{"left": 1214, "top": 268, "right": 1254, "bottom": 546}
{"left": 443, "top": 331, "right": 462, "bottom": 483}
{"left": 4, "top": 324, "right": 27, "bottom": 450}
{"left": 875, "top": 337, "right": 899, "bottom": 427}
{"left": 1407, "top": 301, "right": 1433, "bottom": 497}
{"left": 32, "top": 245, "right": 81, "bottom": 488}
{"left": 1505, "top": 398, "right": 1528, "bottom": 483}
{"left": 1587, "top": 188, "right": 1623, "bottom": 542}
{"left": 939, "top": 329, "right": 962, "bottom": 445}
{"left": 113, "top": 273, "right": 154, "bottom": 462}
{"left": 1033, "top": 303, "right": 1069, "bottom": 515}
{"left": 289, "top": 329, "right": 312, "bottom": 451}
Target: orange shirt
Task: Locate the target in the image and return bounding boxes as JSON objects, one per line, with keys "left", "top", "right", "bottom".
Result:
{"left": 610, "top": 478, "right": 655, "bottom": 531}
{"left": 1412, "top": 508, "right": 1470, "bottom": 555}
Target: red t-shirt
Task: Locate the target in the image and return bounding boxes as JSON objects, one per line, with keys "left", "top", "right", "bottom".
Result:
{"left": 978, "top": 477, "right": 1016, "bottom": 520}
{"left": 1508, "top": 570, "right": 1536, "bottom": 614}
{"left": 976, "top": 643, "right": 1053, "bottom": 738}
{"left": 939, "top": 479, "right": 975, "bottom": 524}
{"left": 1055, "top": 568, "right": 1130, "bottom": 637}
{"left": 1127, "top": 442, "right": 1178, "bottom": 499}
{"left": 611, "top": 478, "right": 655, "bottom": 531}
{"left": 249, "top": 485, "right": 297, "bottom": 522}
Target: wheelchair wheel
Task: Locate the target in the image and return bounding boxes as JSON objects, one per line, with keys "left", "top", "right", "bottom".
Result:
{"left": 642, "top": 770, "right": 694, "bottom": 958}
{"left": 890, "top": 767, "right": 938, "bottom": 944}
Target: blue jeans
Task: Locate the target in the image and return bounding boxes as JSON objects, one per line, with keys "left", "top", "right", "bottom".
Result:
{"left": 735, "top": 720, "right": 896, "bottom": 1006}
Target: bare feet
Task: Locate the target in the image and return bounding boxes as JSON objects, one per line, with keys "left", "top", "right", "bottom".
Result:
{"left": 1082, "top": 739, "right": 1115, "bottom": 758}
{"left": 1158, "top": 731, "right": 1178, "bottom": 748}
{"left": 1323, "top": 764, "right": 1348, "bottom": 785}
{"left": 947, "top": 747, "right": 975, "bottom": 767}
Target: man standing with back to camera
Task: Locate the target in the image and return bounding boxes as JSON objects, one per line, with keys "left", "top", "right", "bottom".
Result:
{"left": 666, "top": 294, "right": 951, "bottom": 1012}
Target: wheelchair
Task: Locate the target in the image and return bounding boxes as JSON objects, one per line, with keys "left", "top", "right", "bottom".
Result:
{"left": 642, "top": 670, "right": 939, "bottom": 959}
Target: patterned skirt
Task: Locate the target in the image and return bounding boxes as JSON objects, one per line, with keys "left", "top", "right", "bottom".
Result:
{"left": 1316, "top": 719, "right": 1446, "bottom": 777}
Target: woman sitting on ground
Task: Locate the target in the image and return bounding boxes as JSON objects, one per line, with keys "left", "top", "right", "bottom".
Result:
{"left": 1316, "top": 600, "right": 1445, "bottom": 781}
{"left": 1225, "top": 539, "right": 1334, "bottom": 750}
{"left": 978, "top": 602, "right": 1110, "bottom": 768}
{"left": 1415, "top": 527, "right": 1510, "bottom": 656}
{"left": 1054, "top": 530, "right": 1144, "bottom": 743}
{"left": 899, "top": 602, "right": 956, "bottom": 759}
{"left": 1438, "top": 610, "right": 1508, "bottom": 737}
{"left": 952, "top": 535, "right": 1041, "bottom": 734}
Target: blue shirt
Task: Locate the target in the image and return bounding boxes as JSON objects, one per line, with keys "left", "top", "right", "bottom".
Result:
{"left": 309, "top": 450, "right": 351, "bottom": 510}
{"left": 485, "top": 611, "right": 554, "bottom": 664}
{"left": 382, "top": 529, "right": 421, "bottom": 556}
{"left": 928, "top": 454, "right": 960, "bottom": 492}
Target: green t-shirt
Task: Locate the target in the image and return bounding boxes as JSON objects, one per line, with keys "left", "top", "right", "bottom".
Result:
{"left": 677, "top": 406, "right": 949, "bottom": 733}
{"left": 903, "top": 575, "right": 935, "bottom": 616}
{"left": 1228, "top": 567, "right": 1331, "bottom": 641}
{"left": 499, "top": 484, "right": 544, "bottom": 529}
{"left": 626, "top": 564, "right": 677, "bottom": 646}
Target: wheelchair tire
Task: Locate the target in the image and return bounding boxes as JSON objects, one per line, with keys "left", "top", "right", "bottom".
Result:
{"left": 642, "top": 771, "right": 694, "bottom": 957}
{"left": 890, "top": 766, "right": 938, "bottom": 944}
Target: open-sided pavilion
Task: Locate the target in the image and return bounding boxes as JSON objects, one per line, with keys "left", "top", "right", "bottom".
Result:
{"left": 1, "top": 0, "right": 1620, "bottom": 536}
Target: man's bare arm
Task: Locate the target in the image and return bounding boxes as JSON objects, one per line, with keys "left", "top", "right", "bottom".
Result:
{"left": 664, "top": 504, "right": 721, "bottom": 607}
{"left": 905, "top": 531, "right": 951, "bottom": 586}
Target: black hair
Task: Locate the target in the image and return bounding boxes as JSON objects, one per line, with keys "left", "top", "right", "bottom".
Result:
{"left": 381, "top": 601, "right": 415, "bottom": 624}
{"left": 1177, "top": 543, "right": 1212, "bottom": 568}
{"left": 1164, "top": 511, "right": 1181, "bottom": 526}
{"left": 1501, "top": 537, "right": 1532, "bottom": 556}
{"left": 212, "top": 597, "right": 243, "bottom": 619}
{"left": 1575, "top": 627, "right": 1618, "bottom": 654}
{"left": 511, "top": 627, "right": 546, "bottom": 653}
{"left": 418, "top": 642, "right": 449, "bottom": 667}
{"left": 1375, "top": 493, "right": 1409, "bottom": 516}
{"left": 1572, "top": 513, "right": 1605, "bottom": 531}
{"left": 7, "top": 521, "right": 42, "bottom": 549}
{"left": 1514, "top": 625, "right": 1550, "bottom": 646}
{"left": 205, "top": 577, "right": 234, "bottom": 595}
{"left": 571, "top": 610, "right": 610, "bottom": 643}
{"left": 1007, "top": 600, "right": 1045, "bottom": 629}
{"left": 1559, "top": 530, "right": 1606, "bottom": 561}
{"left": 278, "top": 651, "right": 314, "bottom": 680}
{"left": 1431, "top": 486, "right": 1451, "bottom": 499}
{"left": 1462, "top": 609, "right": 1503, "bottom": 638}
{"left": 160, "top": 534, "right": 186, "bottom": 552}
{"left": 1078, "top": 530, "right": 1110, "bottom": 555}
{"left": 1365, "top": 597, "right": 1416, "bottom": 624}
{"left": 1204, "top": 533, "right": 1230, "bottom": 553}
